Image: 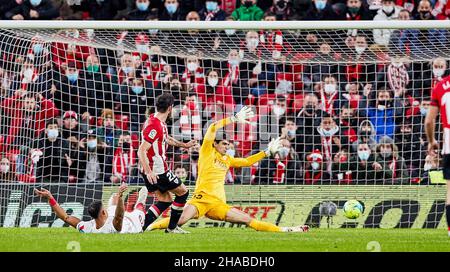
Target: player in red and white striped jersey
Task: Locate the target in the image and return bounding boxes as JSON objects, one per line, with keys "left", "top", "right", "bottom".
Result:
{"left": 138, "top": 93, "right": 197, "bottom": 233}
{"left": 425, "top": 74, "right": 450, "bottom": 237}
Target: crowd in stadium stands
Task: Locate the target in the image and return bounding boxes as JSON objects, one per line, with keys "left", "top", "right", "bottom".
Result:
{"left": 0, "top": 0, "right": 448, "bottom": 185}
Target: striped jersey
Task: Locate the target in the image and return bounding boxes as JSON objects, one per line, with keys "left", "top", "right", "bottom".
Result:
{"left": 141, "top": 114, "right": 169, "bottom": 174}
{"left": 431, "top": 75, "right": 450, "bottom": 154}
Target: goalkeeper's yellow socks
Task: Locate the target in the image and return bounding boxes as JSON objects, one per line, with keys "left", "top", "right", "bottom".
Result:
{"left": 248, "top": 219, "right": 282, "bottom": 232}
{"left": 148, "top": 217, "right": 170, "bottom": 231}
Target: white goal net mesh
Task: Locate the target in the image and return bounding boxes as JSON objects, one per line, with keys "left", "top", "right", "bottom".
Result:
{"left": 0, "top": 22, "right": 447, "bottom": 229}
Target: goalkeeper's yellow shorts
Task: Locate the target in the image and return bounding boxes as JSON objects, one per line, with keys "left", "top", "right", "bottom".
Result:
{"left": 187, "top": 192, "right": 231, "bottom": 221}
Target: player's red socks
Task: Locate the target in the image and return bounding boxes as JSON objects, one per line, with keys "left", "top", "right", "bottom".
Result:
{"left": 168, "top": 191, "right": 189, "bottom": 230}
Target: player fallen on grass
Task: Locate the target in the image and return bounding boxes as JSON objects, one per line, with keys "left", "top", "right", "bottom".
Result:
{"left": 149, "top": 106, "right": 310, "bottom": 233}
{"left": 34, "top": 184, "right": 149, "bottom": 233}
{"left": 138, "top": 93, "right": 197, "bottom": 233}
{"left": 425, "top": 73, "right": 450, "bottom": 237}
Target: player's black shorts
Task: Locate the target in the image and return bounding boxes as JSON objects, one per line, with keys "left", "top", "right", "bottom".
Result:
{"left": 142, "top": 170, "right": 182, "bottom": 193}
{"left": 442, "top": 154, "right": 450, "bottom": 180}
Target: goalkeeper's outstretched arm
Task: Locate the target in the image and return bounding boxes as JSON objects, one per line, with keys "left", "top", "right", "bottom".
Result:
{"left": 229, "top": 138, "right": 282, "bottom": 167}
{"left": 34, "top": 188, "right": 81, "bottom": 228}
{"left": 202, "top": 106, "right": 255, "bottom": 152}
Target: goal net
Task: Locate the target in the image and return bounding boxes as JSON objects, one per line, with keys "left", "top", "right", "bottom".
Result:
{"left": 0, "top": 21, "right": 447, "bottom": 229}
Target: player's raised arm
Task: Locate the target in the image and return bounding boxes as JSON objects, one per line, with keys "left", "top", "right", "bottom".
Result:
{"left": 230, "top": 137, "right": 282, "bottom": 167}
{"left": 112, "top": 183, "right": 128, "bottom": 232}
{"left": 34, "top": 188, "right": 81, "bottom": 228}
{"left": 202, "top": 106, "right": 255, "bottom": 151}
{"left": 167, "top": 135, "right": 197, "bottom": 149}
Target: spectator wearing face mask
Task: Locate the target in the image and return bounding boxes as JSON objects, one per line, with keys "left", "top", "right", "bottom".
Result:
{"left": 0, "top": 157, "right": 15, "bottom": 182}
{"left": 61, "top": 110, "right": 87, "bottom": 150}
{"left": 115, "top": 77, "right": 151, "bottom": 132}
{"left": 394, "top": 120, "right": 424, "bottom": 179}
{"left": 389, "top": 9, "right": 416, "bottom": 55}
{"left": 52, "top": 61, "right": 88, "bottom": 116}
{"left": 374, "top": 136, "right": 408, "bottom": 184}
{"left": 126, "top": 0, "right": 154, "bottom": 20}
{"left": 195, "top": 69, "right": 235, "bottom": 112}
{"left": 255, "top": 138, "right": 301, "bottom": 184}
{"left": 341, "top": 81, "right": 364, "bottom": 110}
{"left": 373, "top": 0, "right": 402, "bottom": 46}
{"left": 344, "top": 35, "right": 377, "bottom": 84}
{"left": 35, "top": 119, "right": 72, "bottom": 183}
{"left": 83, "top": 55, "right": 113, "bottom": 117}
{"left": 178, "top": 92, "right": 202, "bottom": 141}
{"left": 200, "top": 0, "right": 227, "bottom": 20}
{"left": 338, "top": 0, "right": 374, "bottom": 20}
{"left": 222, "top": 49, "right": 247, "bottom": 105}
{"left": 159, "top": 0, "right": 184, "bottom": 20}
{"left": 224, "top": 142, "right": 243, "bottom": 184}
{"left": 181, "top": 56, "right": 205, "bottom": 92}
{"left": 78, "top": 130, "right": 106, "bottom": 183}
{"left": 5, "top": 0, "right": 59, "bottom": 20}
{"left": 421, "top": 154, "right": 440, "bottom": 184}
{"left": 280, "top": 117, "right": 298, "bottom": 150}
{"left": 92, "top": 108, "right": 122, "bottom": 149}
{"left": 418, "top": 58, "right": 449, "bottom": 98}
{"left": 232, "top": 0, "right": 264, "bottom": 21}
{"left": 303, "top": 149, "right": 331, "bottom": 184}
{"left": 111, "top": 132, "right": 137, "bottom": 183}
{"left": 297, "top": 93, "right": 323, "bottom": 157}
{"left": 305, "top": 0, "right": 338, "bottom": 20}
{"left": 312, "top": 112, "right": 341, "bottom": 173}
{"left": 267, "top": 0, "right": 295, "bottom": 20}
{"left": 338, "top": 105, "right": 359, "bottom": 152}
{"left": 0, "top": 92, "right": 59, "bottom": 152}
{"left": 349, "top": 143, "right": 382, "bottom": 184}
{"left": 352, "top": 119, "right": 377, "bottom": 152}
{"left": 412, "top": 98, "right": 440, "bottom": 149}
{"left": 360, "top": 87, "right": 403, "bottom": 141}
{"left": 317, "top": 74, "right": 342, "bottom": 116}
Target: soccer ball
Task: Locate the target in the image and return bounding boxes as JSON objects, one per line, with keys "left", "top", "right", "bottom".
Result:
{"left": 343, "top": 200, "right": 364, "bottom": 219}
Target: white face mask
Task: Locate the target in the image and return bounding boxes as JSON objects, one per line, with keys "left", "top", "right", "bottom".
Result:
{"left": 247, "top": 38, "right": 259, "bottom": 49}
{"left": 424, "top": 163, "right": 433, "bottom": 171}
{"left": 433, "top": 68, "right": 445, "bottom": 78}
{"left": 382, "top": 5, "right": 394, "bottom": 14}
{"left": 187, "top": 62, "right": 198, "bottom": 72}
{"left": 355, "top": 46, "right": 366, "bottom": 54}
{"left": 136, "top": 44, "right": 149, "bottom": 54}
{"left": 272, "top": 105, "right": 286, "bottom": 116}
{"left": 87, "top": 140, "right": 97, "bottom": 149}
{"left": 324, "top": 84, "right": 336, "bottom": 94}
{"left": 23, "top": 68, "right": 34, "bottom": 80}
{"left": 228, "top": 59, "right": 240, "bottom": 67}
{"left": 358, "top": 150, "right": 370, "bottom": 161}
{"left": 208, "top": 77, "right": 218, "bottom": 87}
{"left": 47, "top": 128, "right": 59, "bottom": 139}
{"left": 225, "top": 29, "right": 236, "bottom": 35}
{"left": 311, "top": 162, "right": 320, "bottom": 170}
{"left": 0, "top": 165, "right": 9, "bottom": 173}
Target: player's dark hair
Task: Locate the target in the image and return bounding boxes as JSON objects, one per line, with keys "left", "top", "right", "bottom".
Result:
{"left": 155, "top": 93, "right": 174, "bottom": 113}
{"left": 88, "top": 201, "right": 103, "bottom": 219}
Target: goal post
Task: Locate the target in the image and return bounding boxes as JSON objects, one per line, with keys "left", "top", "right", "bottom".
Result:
{"left": 0, "top": 20, "right": 448, "bottom": 229}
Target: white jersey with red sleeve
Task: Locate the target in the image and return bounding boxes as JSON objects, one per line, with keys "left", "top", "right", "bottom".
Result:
{"left": 430, "top": 75, "right": 450, "bottom": 154}
{"left": 141, "top": 114, "right": 169, "bottom": 175}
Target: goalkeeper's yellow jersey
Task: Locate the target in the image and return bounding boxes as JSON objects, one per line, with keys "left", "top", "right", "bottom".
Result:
{"left": 194, "top": 117, "right": 266, "bottom": 202}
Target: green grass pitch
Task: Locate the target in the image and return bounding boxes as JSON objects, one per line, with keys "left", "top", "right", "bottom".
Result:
{"left": 0, "top": 228, "right": 449, "bottom": 252}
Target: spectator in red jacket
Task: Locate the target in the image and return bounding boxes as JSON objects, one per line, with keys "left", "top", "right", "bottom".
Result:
{"left": 182, "top": 55, "right": 205, "bottom": 92}
{"left": 195, "top": 69, "right": 235, "bottom": 112}
{"left": 304, "top": 149, "right": 332, "bottom": 184}
{"left": 111, "top": 132, "right": 137, "bottom": 183}
{"left": 0, "top": 92, "right": 59, "bottom": 151}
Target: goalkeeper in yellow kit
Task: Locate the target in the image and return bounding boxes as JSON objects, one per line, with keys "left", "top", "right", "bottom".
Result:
{"left": 149, "top": 106, "right": 309, "bottom": 233}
